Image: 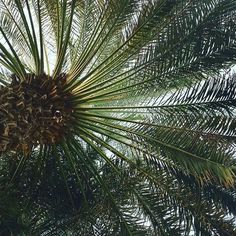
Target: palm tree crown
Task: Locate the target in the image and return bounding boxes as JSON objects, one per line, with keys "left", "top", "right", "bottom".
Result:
{"left": 0, "top": 0, "right": 236, "bottom": 235}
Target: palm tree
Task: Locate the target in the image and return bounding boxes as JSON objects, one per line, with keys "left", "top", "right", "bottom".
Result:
{"left": 0, "top": 0, "right": 236, "bottom": 235}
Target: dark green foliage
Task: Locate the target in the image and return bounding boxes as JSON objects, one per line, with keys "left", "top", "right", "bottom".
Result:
{"left": 0, "top": 0, "right": 236, "bottom": 235}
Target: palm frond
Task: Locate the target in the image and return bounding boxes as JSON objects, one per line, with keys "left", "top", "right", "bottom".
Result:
{"left": 0, "top": 0, "right": 236, "bottom": 235}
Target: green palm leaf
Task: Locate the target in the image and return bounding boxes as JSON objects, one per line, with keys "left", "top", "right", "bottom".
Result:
{"left": 0, "top": 0, "right": 236, "bottom": 235}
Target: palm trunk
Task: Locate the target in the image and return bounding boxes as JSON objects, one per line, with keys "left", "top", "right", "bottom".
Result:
{"left": 0, "top": 74, "right": 73, "bottom": 155}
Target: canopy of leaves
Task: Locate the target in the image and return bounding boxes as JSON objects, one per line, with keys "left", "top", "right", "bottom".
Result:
{"left": 0, "top": 0, "right": 236, "bottom": 235}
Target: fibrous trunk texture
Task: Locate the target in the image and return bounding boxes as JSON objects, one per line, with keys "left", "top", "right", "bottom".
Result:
{"left": 0, "top": 74, "right": 74, "bottom": 155}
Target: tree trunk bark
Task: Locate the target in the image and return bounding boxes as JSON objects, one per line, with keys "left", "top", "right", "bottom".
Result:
{"left": 0, "top": 74, "right": 73, "bottom": 155}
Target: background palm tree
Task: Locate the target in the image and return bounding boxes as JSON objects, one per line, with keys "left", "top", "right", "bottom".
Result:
{"left": 0, "top": 0, "right": 236, "bottom": 235}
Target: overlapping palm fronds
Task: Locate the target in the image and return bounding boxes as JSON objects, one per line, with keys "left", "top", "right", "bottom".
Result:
{"left": 0, "top": 0, "right": 236, "bottom": 235}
